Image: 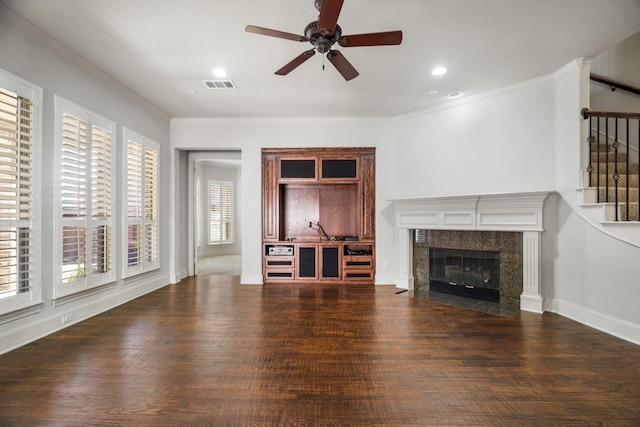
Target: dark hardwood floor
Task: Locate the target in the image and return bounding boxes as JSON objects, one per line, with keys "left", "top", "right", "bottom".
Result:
{"left": 1, "top": 274, "right": 639, "bottom": 426}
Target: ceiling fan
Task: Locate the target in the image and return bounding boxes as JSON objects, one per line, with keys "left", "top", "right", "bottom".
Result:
{"left": 245, "top": 0, "right": 403, "bottom": 81}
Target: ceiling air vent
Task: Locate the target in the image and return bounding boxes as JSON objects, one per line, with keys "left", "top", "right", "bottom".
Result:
{"left": 203, "top": 80, "right": 237, "bottom": 89}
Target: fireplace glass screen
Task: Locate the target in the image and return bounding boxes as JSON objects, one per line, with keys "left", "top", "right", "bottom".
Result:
{"left": 429, "top": 247, "right": 500, "bottom": 302}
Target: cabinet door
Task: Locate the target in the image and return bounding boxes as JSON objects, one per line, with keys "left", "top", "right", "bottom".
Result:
{"left": 279, "top": 157, "right": 317, "bottom": 181}
{"left": 263, "top": 154, "right": 278, "bottom": 240}
{"left": 298, "top": 246, "right": 317, "bottom": 279}
{"left": 360, "top": 154, "right": 375, "bottom": 241}
{"left": 321, "top": 246, "right": 340, "bottom": 279}
{"left": 320, "top": 158, "right": 358, "bottom": 181}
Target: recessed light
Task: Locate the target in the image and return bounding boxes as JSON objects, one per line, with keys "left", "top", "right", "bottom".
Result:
{"left": 447, "top": 90, "right": 463, "bottom": 98}
{"left": 212, "top": 67, "right": 227, "bottom": 78}
{"left": 428, "top": 90, "right": 439, "bottom": 95}
{"left": 432, "top": 67, "right": 447, "bottom": 76}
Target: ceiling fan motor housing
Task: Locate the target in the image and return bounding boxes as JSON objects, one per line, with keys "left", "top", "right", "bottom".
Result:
{"left": 305, "top": 21, "right": 342, "bottom": 53}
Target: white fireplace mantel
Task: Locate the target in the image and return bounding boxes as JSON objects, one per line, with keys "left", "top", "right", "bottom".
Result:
{"left": 389, "top": 191, "right": 556, "bottom": 313}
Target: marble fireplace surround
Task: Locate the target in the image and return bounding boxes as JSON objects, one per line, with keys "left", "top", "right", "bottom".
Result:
{"left": 389, "top": 191, "right": 555, "bottom": 313}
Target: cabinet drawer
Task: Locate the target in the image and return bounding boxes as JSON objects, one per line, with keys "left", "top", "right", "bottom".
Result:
{"left": 343, "top": 270, "right": 374, "bottom": 281}
{"left": 265, "top": 269, "right": 295, "bottom": 281}
{"left": 265, "top": 256, "right": 295, "bottom": 268}
{"left": 343, "top": 256, "right": 372, "bottom": 269}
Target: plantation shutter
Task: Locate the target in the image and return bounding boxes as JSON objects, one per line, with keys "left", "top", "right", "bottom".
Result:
{"left": 195, "top": 177, "right": 202, "bottom": 248}
{"left": 61, "top": 114, "right": 87, "bottom": 283}
{"left": 124, "top": 132, "right": 159, "bottom": 275}
{"left": 56, "top": 99, "right": 115, "bottom": 297}
{"left": 221, "top": 183, "right": 233, "bottom": 241}
{"left": 208, "top": 180, "right": 233, "bottom": 244}
{"left": 91, "top": 125, "right": 112, "bottom": 276}
{"left": 209, "top": 182, "right": 220, "bottom": 243}
{"left": 126, "top": 141, "right": 143, "bottom": 267}
{"left": 143, "top": 146, "right": 158, "bottom": 264}
{"left": 0, "top": 87, "right": 34, "bottom": 298}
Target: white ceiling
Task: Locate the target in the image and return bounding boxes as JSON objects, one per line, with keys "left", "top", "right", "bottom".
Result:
{"left": 2, "top": 0, "right": 640, "bottom": 118}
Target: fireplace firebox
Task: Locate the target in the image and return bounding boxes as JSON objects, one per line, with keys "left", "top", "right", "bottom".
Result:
{"left": 429, "top": 247, "right": 500, "bottom": 303}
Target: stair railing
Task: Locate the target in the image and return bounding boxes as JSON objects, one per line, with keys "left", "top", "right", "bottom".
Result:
{"left": 590, "top": 74, "right": 640, "bottom": 97}
{"left": 581, "top": 108, "right": 640, "bottom": 221}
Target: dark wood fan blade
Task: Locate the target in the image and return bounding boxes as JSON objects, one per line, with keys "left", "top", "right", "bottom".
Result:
{"left": 245, "top": 25, "right": 308, "bottom": 42}
{"left": 275, "top": 50, "right": 316, "bottom": 75}
{"left": 317, "top": 0, "right": 344, "bottom": 36}
{"left": 338, "top": 31, "right": 403, "bottom": 47}
{"left": 327, "top": 50, "right": 359, "bottom": 81}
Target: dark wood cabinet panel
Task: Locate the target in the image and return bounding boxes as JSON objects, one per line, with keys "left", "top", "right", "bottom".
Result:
{"left": 262, "top": 154, "right": 278, "bottom": 241}
{"left": 318, "top": 185, "right": 358, "bottom": 238}
{"left": 321, "top": 246, "right": 340, "bottom": 279}
{"left": 360, "top": 154, "right": 375, "bottom": 241}
{"left": 321, "top": 158, "right": 357, "bottom": 179}
{"left": 298, "top": 246, "right": 317, "bottom": 279}
{"left": 280, "top": 158, "right": 316, "bottom": 179}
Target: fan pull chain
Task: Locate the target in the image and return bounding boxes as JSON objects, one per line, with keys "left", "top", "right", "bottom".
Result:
{"left": 322, "top": 54, "right": 325, "bottom": 71}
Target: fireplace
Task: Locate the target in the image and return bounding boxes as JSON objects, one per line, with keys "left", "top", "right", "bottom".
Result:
{"left": 429, "top": 247, "right": 500, "bottom": 303}
{"left": 389, "top": 191, "right": 555, "bottom": 314}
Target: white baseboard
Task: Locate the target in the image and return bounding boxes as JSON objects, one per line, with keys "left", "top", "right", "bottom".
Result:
{"left": 375, "top": 274, "right": 396, "bottom": 285}
{"left": 0, "top": 274, "right": 171, "bottom": 355}
{"left": 240, "top": 273, "right": 264, "bottom": 285}
{"left": 549, "top": 298, "right": 640, "bottom": 345}
{"left": 393, "top": 275, "right": 415, "bottom": 290}
{"left": 172, "top": 268, "right": 189, "bottom": 283}
{"left": 520, "top": 294, "right": 544, "bottom": 313}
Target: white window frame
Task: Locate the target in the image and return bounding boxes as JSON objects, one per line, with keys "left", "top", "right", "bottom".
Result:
{"left": 122, "top": 128, "right": 159, "bottom": 278}
{"left": 207, "top": 179, "right": 234, "bottom": 245}
{"left": 0, "top": 69, "right": 42, "bottom": 316}
{"left": 54, "top": 97, "right": 116, "bottom": 298}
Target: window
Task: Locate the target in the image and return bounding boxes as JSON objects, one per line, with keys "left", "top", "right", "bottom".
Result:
{"left": 55, "top": 97, "right": 115, "bottom": 298}
{"left": 123, "top": 129, "right": 159, "bottom": 276}
{"left": 208, "top": 180, "right": 233, "bottom": 245}
{"left": 0, "top": 69, "right": 41, "bottom": 315}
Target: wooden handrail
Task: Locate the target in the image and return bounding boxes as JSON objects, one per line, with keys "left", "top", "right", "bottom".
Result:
{"left": 591, "top": 74, "right": 640, "bottom": 97}
{"left": 581, "top": 108, "right": 640, "bottom": 120}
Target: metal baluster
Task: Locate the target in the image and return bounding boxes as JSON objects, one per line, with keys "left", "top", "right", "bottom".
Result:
{"left": 597, "top": 117, "right": 601, "bottom": 202}
{"left": 605, "top": 117, "right": 609, "bottom": 203}
{"left": 625, "top": 118, "right": 630, "bottom": 221}
{"left": 587, "top": 117, "right": 594, "bottom": 187}
{"left": 613, "top": 118, "right": 619, "bottom": 221}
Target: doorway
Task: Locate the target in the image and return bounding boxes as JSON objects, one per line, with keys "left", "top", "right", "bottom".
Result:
{"left": 189, "top": 151, "right": 242, "bottom": 277}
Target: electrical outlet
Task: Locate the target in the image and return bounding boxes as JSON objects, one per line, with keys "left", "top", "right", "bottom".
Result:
{"left": 61, "top": 313, "right": 73, "bottom": 324}
{"left": 382, "top": 261, "right": 389, "bottom": 269}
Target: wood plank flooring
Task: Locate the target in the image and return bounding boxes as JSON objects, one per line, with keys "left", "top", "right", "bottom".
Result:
{"left": 1, "top": 274, "right": 639, "bottom": 426}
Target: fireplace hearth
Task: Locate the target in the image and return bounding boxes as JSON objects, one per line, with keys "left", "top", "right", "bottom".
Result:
{"left": 429, "top": 247, "right": 500, "bottom": 303}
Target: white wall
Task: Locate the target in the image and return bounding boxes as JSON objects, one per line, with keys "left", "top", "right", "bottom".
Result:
{"left": 394, "top": 78, "right": 557, "bottom": 198}
{"left": 590, "top": 30, "right": 640, "bottom": 113}
{"left": 392, "top": 59, "right": 639, "bottom": 344}
{"left": 0, "top": 5, "right": 172, "bottom": 354}
{"left": 170, "top": 118, "right": 397, "bottom": 285}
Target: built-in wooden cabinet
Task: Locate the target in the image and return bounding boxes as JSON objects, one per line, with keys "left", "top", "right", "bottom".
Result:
{"left": 262, "top": 147, "right": 375, "bottom": 284}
